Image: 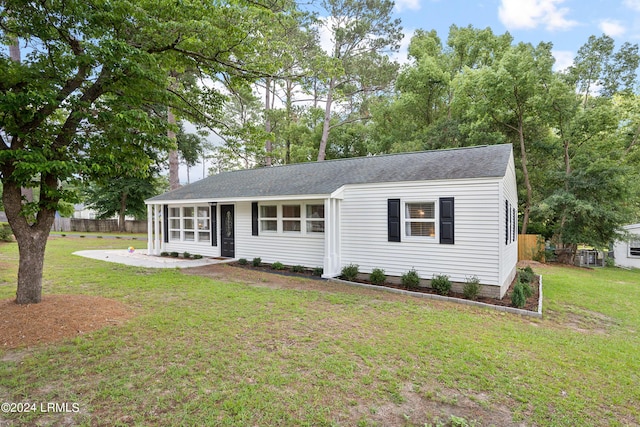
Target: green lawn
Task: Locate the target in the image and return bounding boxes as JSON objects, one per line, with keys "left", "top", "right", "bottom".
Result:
{"left": 1, "top": 238, "right": 639, "bottom": 426}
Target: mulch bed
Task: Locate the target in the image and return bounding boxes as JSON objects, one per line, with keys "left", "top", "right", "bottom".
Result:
{"left": 228, "top": 262, "right": 541, "bottom": 313}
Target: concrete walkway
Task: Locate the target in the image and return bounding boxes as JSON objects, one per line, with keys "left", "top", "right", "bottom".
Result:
{"left": 73, "top": 249, "right": 233, "bottom": 269}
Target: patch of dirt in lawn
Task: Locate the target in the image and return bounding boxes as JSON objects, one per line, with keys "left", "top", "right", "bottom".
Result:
{"left": 347, "top": 382, "right": 526, "bottom": 427}
{"left": 547, "top": 305, "right": 619, "bottom": 335}
{"left": 0, "top": 294, "right": 133, "bottom": 351}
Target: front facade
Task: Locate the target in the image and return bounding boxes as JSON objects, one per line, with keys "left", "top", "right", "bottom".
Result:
{"left": 613, "top": 223, "right": 640, "bottom": 269}
{"left": 146, "top": 144, "right": 518, "bottom": 298}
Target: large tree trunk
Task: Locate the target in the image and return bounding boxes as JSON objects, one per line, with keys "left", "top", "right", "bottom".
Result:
{"left": 2, "top": 179, "right": 55, "bottom": 304}
{"left": 167, "top": 106, "right": 180, "bottom": 190}
{"left": 317, "top": 77, "right": 335, "bottom": 161}
{"left": 118, "top": 192, "right": 127, "bottom": 232}
{"left": 264, "top": 77, "right": 272, "bottom": 166}
{"left": 518, "top": 123, "right": 533, "bottom": 234}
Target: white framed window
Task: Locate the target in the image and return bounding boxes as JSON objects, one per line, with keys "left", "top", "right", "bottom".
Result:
{"left": 168, "top": 206, "right": 211, "bottom": 243}
{"left": 404, "top": 202, "right": 435, "bottom": 238}
{"left": 260, "top": 205, "right": 277, "bottom": 232}
{"left": 306, "top": 204, "right": 325, "bottom": 233}
{"left": 630, "top": 240, "right": 640, "bottom": 257}
{"left": 257, "top": 202, "right": 325, "bottom": 235}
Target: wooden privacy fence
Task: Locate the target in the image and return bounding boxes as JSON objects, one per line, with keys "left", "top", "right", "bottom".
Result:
{"left": 52, "top": 218, "right": 147, "bottom": 233}
{"left": 518, "top": 234, "right": 545, "bottom": 262}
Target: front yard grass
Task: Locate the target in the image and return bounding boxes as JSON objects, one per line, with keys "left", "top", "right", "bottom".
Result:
{"left": 0, "top": 238, "right": 639, "bottom": 426}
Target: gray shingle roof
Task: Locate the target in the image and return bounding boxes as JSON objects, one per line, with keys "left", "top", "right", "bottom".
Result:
{"left": 147, "top": 144, "right": 512, "bottom": 202}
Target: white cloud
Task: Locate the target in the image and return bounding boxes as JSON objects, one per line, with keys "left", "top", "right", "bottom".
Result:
{"left": 552, "top": 50, "right": 574, "bottom": 71}
{"left": 498, "top": 0, "right": 579, "bottom": 31}
{"left": 599, "top": 19, "right": 627, "bottom": 38}
{"left": 395, "top": 0, "right": 421, "bottom": 13}
{"left": 623, "top": 0, "right": 640, "bottom": 12}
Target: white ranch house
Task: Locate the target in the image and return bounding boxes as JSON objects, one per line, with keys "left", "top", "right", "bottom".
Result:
{"left": 146, "top": 144, "right": 518, "bottom": 298}
{"left": 613, "top": 223, "right": 640, "bottom": 269}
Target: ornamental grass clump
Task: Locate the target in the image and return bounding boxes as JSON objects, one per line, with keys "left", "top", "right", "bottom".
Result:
{"left": 341, "top": 264, "right": 359, "bottom": 281}
{"left": 369, "top": 268, "right": 386, "bottom": 285}
{"left": 401, "top": 268, "right": 421, "bottom": 289}
{"left": 431, "top": 274, "right": 452, "bottom": 296}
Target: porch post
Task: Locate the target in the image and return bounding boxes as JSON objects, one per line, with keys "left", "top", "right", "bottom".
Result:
{"left": 154, "top": 204, "right": 161, "bottom": 255}
{"left": 322, "top": 197, "right": 341, "bottom": 278}
{"left": 146, "top": 204, "right": 153, "bottom": 255}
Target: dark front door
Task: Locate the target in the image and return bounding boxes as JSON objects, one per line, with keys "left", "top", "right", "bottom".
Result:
{"left": 220, "top": 204, "right": 235, "bottom": 258}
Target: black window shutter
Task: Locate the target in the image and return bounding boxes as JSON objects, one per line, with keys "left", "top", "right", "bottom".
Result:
{"left": 210, "top": 204, "right": 217, "bottom": 246}
{"left": 163, "top": 205, "right": 169, "bottom": 243}
{"left": 388, "top": 199, "right": 401, "bottom": 242}
{"left": 505, "top": 200, "right": 509, "bottom": 245}
{"left": 251, "top": 202, "right": 259, "bottom": 236}
{"left": 512, "top": 207, "right": 517, "bottom": 241}
{"left": 439, "top": 197, "right": 455, "bottom": 245}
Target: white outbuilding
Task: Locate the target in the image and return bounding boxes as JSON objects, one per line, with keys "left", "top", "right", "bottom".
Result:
{"left": 613, "top": 223, "right": 640, "bottom": 269}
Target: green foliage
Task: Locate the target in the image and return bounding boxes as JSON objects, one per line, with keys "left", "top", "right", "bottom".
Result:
{"left": 431, "top": 274, "right": 452, "bottom": 295}
{"left": 192, "top": 254, "right": 202, "bottom": 260}
{"left": 271, "top": 261, "right": 284, "bottom": 270}
{"left": 312, "top": 267, "right": 323, "bottom": 277}
{"left": 401, "top": 268, "right": 421, "bottom": 288}
{"left": 341, "top": 264, "right": 359, "bottom": 281}
{"left": 183, "top": 252, "right": 191, "bottom": 259}
{"left": 519, "top": 267, "right": 535, "bottom": 284}
{"left": 170, "top": 252, "right": 179, "bottom": 258}
{"left": 463, "top": 275, "right": 480, "bottom": 300}
{"left": 369, "top": 268, "right": 386, "bottom": 285}
{"left": 511, "top": 282, "right": 528, "bottom": 308}
{"left": 0, "top": 223, "right": 13, "bottom": 242}
{"left": 252, "top": 257, "right": 262, "bottom": 267}
{"left": 238, "top": 258, "right": 248, "bottom": 265}
{"left": 291, "top": 265, "right": 305, "bottom": 273}
{"left": 160, "top": 252, "right": 169, "bottom": 257}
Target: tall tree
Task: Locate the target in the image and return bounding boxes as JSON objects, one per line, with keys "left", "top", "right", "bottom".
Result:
{"left": 453, "top": 42, "right": 556, "bottom": 234}
{"left": 316, "top": 0, "right": 402, "bottom": 161}
{"left": 0, "top": 0, "right": 290, "bottom": 304}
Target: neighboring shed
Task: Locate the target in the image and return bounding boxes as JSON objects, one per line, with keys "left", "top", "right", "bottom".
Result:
{"left": 145, "top": 144, "right": 518, "bottom": 298}
{"left": 613, "top": 223, "right": 640, "bottom": 269}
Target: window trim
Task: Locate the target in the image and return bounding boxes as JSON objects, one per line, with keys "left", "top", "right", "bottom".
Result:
{"left": 402, "top": 200, "right": 437, "bottom": 240}
{"left": 257, "top": 202, "right": 325, "bottom": 236}
{"left": 629, "top": 239, "right": 640, "bottom": 258}
{"left": 167, "top": 205, "right": 212, "bottom": 244}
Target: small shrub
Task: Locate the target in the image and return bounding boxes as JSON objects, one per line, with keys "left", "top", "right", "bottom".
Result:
{"left": 401, "top": 268, "right": 421, "bottom": 289}
{"left": 511, "top": 282, "right": 527, "bottom": 308}
{"left": 97, "top": 235, "right": 103, "bottom": 239}
{"left": 519, "top": 266, "right": 535, "bottom": 284}
{"left": 431, "top": 274, "right": 452, "bottom": 296}
{"left": 369, "top": 268, "right": 386, "bottom": 285}
{"left": 252, "top": 257, "right": 262, "bottom": 267}
{"left": 160, "top": 252, "right": 169, "bottom": 257}
{"left": 341, "top": 264, "right": 359, "bottom": 281}
{"left": 605, "top": 255, "right": 615, "bottom": 268}
{"left": 183, "top": 252, "right": 191, "bottom": 259}
{"left": 292, "top": 265, "right": 305, "bottom": 273}
{"left": 312, "top": 267, "right": 323, "bottom": 276}
{"left": 60, "top": 234, "right": 66, "bottom": 237}
{"left": 238, "top": 258, "right": 248, "bottom": 265}
{"left": 193, "top": 254, "right": 203, "bottom": 259}
{"left": 79, "top": 235, "right": 85, "bottom": 238}
{"left": 170, "top": 252, "right": 179, "bottom": 258}
{"left": 271, "top": 261, "right": 284, "bottom": 270}
{"left": 0, "top": 223, "right": 13, "bottom": 242}
{"left": 463, "top": 275, "right": 480, "bottom": 300}
{"left": 115, "top": 236, "right": 122, "bottom": 239}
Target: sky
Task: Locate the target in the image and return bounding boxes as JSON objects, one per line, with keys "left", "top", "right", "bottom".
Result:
{"left": 391, "top": 0, "right": 640, "bottom": 70}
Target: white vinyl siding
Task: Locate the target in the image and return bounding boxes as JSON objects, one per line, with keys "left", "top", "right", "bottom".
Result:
{"left": 613, "top": 224, "right": 640, "bottom": 269}
{"left": 499, "top": 154, "right": 519, "bottom": 295}
{"left": 340, "top": 179, "right": 503, "bottom": 290}
{"left": 236, "top": 201, "right": 325, "bottom": 268}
